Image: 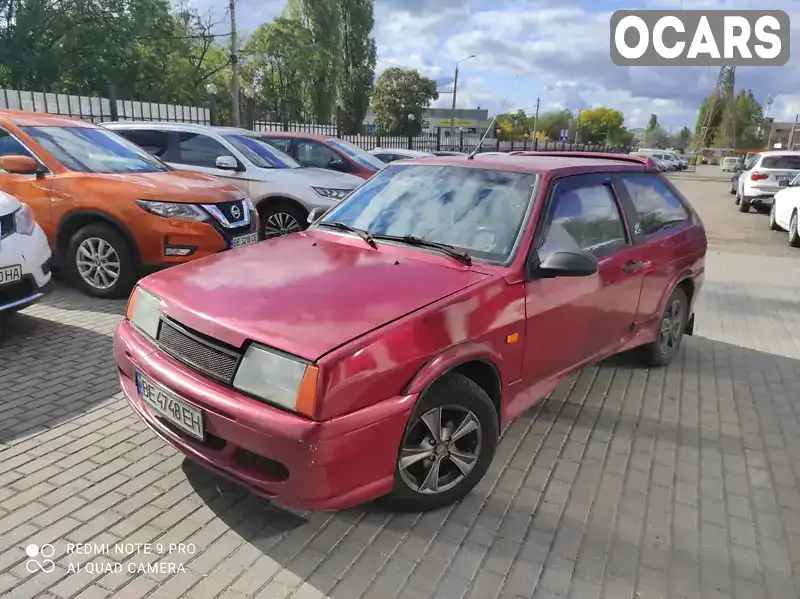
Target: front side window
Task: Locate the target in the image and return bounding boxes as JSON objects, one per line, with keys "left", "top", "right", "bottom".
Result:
{"left": 539, "top": 181, "right": 628, "bottom": 257}
{"left": 618, "top": 173, "right": 688, "bottom": 237}
{"left": 177, "top": 132, "right": 234, "bottom": 169}
{"left": 262, "top": 137, "right": 292, "bottom": 153}
{"left": 327, "top": 139, "right": 386, "bottom": 170}
{"left": 223, "top": 134, "right": 301, "bottom": 169}
{"left": 22, "top": 126, "right": 168, "bottom": 174}
{"left": 319, "top": 164, "right": 539, "bottom": 263}
{"left": 0, "top": 129, "right": 33, "bottom": 162}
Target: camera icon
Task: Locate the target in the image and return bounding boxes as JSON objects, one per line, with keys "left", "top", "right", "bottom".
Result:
{"left": 25, "top": 543, "right": 56, "bottom": 573}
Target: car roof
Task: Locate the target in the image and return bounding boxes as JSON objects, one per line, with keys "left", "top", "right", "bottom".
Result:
{"left": 102, "top": 121, "right": 256, "bottom": 136}
{"left": 257, "top": 131, "right": 335, "bottom": 141}
{"left": 373, "top": 148, "right": 432, "bottom": 156}
{"left": 0, "top": 110, "right": 96, "bottom": 128}
{"left": 399, "top": 153, "right": 656, "bottom": 175}
{"left": 759, "top": 150, "right": 800, "bottom": 157}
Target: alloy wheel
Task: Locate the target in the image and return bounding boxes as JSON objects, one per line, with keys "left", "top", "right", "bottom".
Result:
{"left": 399, "top": 405, "right": 482, "bottom": 495}
{"left": 264, "top": 212, "right": 302, "bottom": 239}
{"left": 76, "top": 237, "right": 121, "bottom": 290}
{"left": 659, "top": 299, "right": 684, "bottom": 355}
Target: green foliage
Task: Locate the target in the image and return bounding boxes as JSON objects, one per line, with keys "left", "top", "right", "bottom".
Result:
{"left": 372, "top": 67, "right": 438, "bottom": 136}
{"left": 576, "top": 107, "right": 626, "bottom": 145}
{"left": 535, "top": 109, "right": 573, "bottom": 141}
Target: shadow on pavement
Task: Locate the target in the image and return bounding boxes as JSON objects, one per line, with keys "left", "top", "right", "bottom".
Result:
{"left": 172, "top": 334, "right": 800, "bottom": 599}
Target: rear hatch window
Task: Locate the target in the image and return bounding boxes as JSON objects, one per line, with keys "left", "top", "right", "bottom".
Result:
{"left": 761, "top": 155, "right": 800, "bottom": 170}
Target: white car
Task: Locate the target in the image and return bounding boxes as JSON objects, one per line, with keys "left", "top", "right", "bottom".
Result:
{"left": 0, "top": 191, "right": 53, "bottom": 317}
{"left": 370, "top": 148, "right": 435, "bottom": 163}
{"left": 104, "top": 122, "right": 364, "bottom": 239}
{"left": 768, "top": 173, "right": 800, "bottom": 246}
{"left": 736, "top": 151, "right": 800, "bottom": 213}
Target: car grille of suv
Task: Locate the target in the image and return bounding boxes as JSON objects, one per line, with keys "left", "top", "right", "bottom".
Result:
{"left": 157, "top": 318, "right": 242, "bottom": 384}
{"left": 0, "top": 213, "right": 15, "bottom": 240}
{"left": 217, "top": 200, "right": 247, "bottom": 225}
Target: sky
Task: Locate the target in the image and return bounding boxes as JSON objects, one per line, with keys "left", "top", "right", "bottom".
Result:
{"left": 202, "top": 0, "right": 800, "bottom": 131}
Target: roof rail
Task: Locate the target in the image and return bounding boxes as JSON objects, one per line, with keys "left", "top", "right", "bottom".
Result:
{"left": 509, "top": 150, "right": 658, "bottom": 169}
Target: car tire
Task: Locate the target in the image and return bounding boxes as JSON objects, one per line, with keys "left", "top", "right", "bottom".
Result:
{"left": 66, "top": 223, "right": 136, "bottom": 299}
{"left": 258, "top": 201, "right": 308, "bottom": 240}
{"left": 789, "top": 211, "right": 800, "bottom": 248}
{"left": 769, "top": 203, "right": 780, "bottom": 231}
{"left": 729, "top": 183, "right": 735, "bottom": 195}
{"left": 738, "top": 195, "right": 751, "bottom": 213}
{"left": 637, "top": 286, "right": 688, "bottom": 368}
{"left": 383, "top": 372, "right": 499, "bottom": 512}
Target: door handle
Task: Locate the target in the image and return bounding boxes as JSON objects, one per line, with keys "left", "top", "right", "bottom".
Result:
{"left": 622, "top": 260, "right": 643, "bottom": 273}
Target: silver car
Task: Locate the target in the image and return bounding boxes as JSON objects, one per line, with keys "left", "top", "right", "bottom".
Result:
{"left": 103, "top": 122, "right": 363, "bottom": 239}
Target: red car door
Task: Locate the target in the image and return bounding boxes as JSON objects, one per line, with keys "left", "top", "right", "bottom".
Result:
{"left": 521, "top": 174, "right": 644, "bottom": 391}
{"left": 613, "top": 173, "right": 698, "bottom": 329}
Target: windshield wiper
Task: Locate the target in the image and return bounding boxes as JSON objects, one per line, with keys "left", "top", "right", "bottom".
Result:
{"left": 317, "top": 221, "right": 377, "bottom": 248}
{"left": 371, "top": 234, "right": 472, "bottom": 266}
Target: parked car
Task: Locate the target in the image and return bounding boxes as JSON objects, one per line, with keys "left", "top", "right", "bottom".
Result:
{"left": 768, "top": 173, "right": 800, "bottom": 245}
{"left": 370, "top": 148, "right": 435, "bottom": 163}
{"left": 735, "top": 151, "right": 800, "bottom": 213}
{"left": 432, "top": 151, "right": 467, "bottom": 156}
{"left": 105, "top": 123, "right": 363, "bottom": 240}
{"left": 720, "top": 156, "right": 742, "bottom": 172}
{"left": 0, "top": 110, "right": 256, "bottom": 298}
{"left": 636, "top": 149, "right": 683, "bottom": 170}
{"left": 259, "top": 132, "right": 386, "bottom": 179}
{"left": 115, "top": 152, "right": 706, "bottom": 511}
{"left": 0, "top": 188, "right": 53, "bottom": 317}
{"left": 729, "top": 169, "right": 741, "bottom": 195}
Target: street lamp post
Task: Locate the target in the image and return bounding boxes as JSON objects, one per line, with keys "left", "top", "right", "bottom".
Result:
{"left": 450, "top": 55, "right": 476, "bottom": 149}
{"left": 243, "top": 88, "right": 254, "bottom": 130}
{"left": 575, "top": 106, "right": 591, "bottom": 146}
{"left": 206, "top": 83, "right": 218, "bottom": 126}
{"left": 531, "top": 85, "right": 554, "bottom": 146}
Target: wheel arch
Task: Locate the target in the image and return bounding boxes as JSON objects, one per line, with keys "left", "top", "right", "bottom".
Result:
{"left": 56, "top": 210, "right": 141, "bottom": 265}
{"left": 254, "top": 194, "right": 310, "bottom": 217}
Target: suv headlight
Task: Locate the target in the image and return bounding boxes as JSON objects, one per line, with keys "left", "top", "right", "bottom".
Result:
{"left": 311, "top": 187, "right": 351, "bottom": 201}
{"left": 136, "top": 200, "right": 209, "bottom": 222}
{"left": 125, "top": 286, "right": 161, "bottom": 339}
{"left": 14, "top": 203, "right": 37, "bottom": 236}
{"left": 233, "top": 344, "right": 319, "bottom": 417}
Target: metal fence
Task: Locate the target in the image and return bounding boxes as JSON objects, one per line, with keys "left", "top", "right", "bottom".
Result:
{"left": 2, "top": 87, "right": 628, "bottom": 154}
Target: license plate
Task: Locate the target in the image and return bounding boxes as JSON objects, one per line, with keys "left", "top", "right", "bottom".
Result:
{"left": 0, "top": 265, "right": 22, "bottom": 286}
{"left": 135, "top": 372, "right": 204, "bottom": 440}
{"left": 231, "top": 232, "right": 258, "bottom": 248}
{"left": 776, "top": 176, "right": 791, "bottom": 182}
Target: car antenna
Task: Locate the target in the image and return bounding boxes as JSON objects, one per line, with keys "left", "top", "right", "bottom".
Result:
{"left": 468, "top": 75, "right": 517, "bottom": 161}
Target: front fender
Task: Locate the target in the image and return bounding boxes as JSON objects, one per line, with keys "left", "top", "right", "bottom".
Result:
{"left": 403, "top": 341, "right": 503, "bottom": 397}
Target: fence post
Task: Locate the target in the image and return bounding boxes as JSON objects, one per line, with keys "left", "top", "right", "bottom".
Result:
{"left": 408, "top": 136, "right": 412, "bottom": 150}
{"left": 108, "top": 85, "right": 119, "bottom": 121}
{"left": 459, "top": 130, "right": 464, "bottom": 152}
{"left": 209, "top": 96, "right": 217, "bottom": 126}
{"left": 436, "top": 128, "right": 441, "bottom": 151}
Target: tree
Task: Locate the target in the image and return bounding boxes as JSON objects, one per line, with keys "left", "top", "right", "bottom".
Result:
{"left": 676, "top": 126, "right": 692, "bottom": 150}
{"left": 643, "top": 113, "right": 668, "bottom": 148}
{"left": 336, "top": 0, "right": 377, "bottom": 133}
{"left": 576, "top": 107, "right": 625, "bottom": 145}
{"left": 647, "top": 114, "right": 659, "bottom": 130}
{"left": 372, "top": 67, "right": 438, "bottom": 136}
{"left": 535, "top": 109, "right": 573, "bottom": 141}
{"left": 495, "top": 109, "right": 532, "bottom": 140}
{"left": 693, "top": 94, "right": 723, "bottom": 149}
{"left": 719, "top": 90, "right": 763, "bottom": 149}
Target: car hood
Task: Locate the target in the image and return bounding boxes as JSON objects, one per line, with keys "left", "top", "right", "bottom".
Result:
{"left": 246, "top": 166, "right": 363, "bottom": 189}
{"left": 0, "top": 191, "right": 21, "bottom": 217}
{"left": 142, "top": 232, "right": 490, "bottom": 361}
{"left": 70, "top": 170, "right": 243, "bottom": 204}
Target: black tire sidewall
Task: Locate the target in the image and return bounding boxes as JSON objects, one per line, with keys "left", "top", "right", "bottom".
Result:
{"left": 386, "top": 372, "right": 499, "bottom": 511}
{"left": 66, "top": 224, "right": 136, "bottom": 299}
{"left": 790, "top": 212, "right": 800, "bottom": 247}
{"left": 769, "top": 203, "right": 778, "bottom": 230}
{"left": 258, "top": 202, "right": 308, "bottom": 240}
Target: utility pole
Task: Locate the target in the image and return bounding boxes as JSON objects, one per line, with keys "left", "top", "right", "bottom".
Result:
{"left": 789, "top": 114, "right": 799, "bottom": 151}
{"left": 229, "top": 0, "right": 241, "bottom": 127}
{"left": 531, "top": 97, "right": 541, "bottom": 143}
{"left": 449, "top": 55, "right": 475, "bottom": 148}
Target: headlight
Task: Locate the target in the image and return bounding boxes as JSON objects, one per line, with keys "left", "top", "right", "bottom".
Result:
{"left": 243, "top": 196, "right": 256, "bottom": 212}
{"left": 14, "top": 203, "right": 36, "bottom": 236}
{"left": 233, "top": 344, "right": 319, "bottom": 417}
{"left": 311, "top": 187, "right": 351, "bottom": 201}
{"left": 136, "top": 200, "right": 208, "bottom": 221}
{"left": 125, "top": 286, "right": 161, "bottom": 339}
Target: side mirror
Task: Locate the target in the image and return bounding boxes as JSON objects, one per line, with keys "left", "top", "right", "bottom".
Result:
{"left": 535, "top": 250, "right": 598, "bottom": 279}
{"left": 0, "top": 155, "right": 43, "bottom": 176}
{"left": 779, "top": 179, "right": 790, "bottom": 187}
{"left": 215, "top": 156, "right": 239, "bottom": 170}
{"left": 307, "top": 206, "right": 328, "bottom": 224}
{"left": 329, "top": 158, "right": 347, "bottom": 171}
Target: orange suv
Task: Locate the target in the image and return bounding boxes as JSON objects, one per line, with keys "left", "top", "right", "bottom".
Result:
{"left": 0, "top": 111, "right": 259, "bottom": 298}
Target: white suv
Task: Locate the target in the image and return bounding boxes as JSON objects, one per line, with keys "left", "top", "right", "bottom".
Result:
{"left": 0, "top": 190, "right": 53, "bottom": 318}
{"left": 736, "top": 151, "right": 800, "bottom": 213}
{"left": 104, "top": 123, "right": 364, "bottom": 239}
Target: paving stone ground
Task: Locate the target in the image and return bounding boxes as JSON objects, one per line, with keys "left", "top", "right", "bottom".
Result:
{"left": 1, "top": 175, "right": 800, "bottom": 599}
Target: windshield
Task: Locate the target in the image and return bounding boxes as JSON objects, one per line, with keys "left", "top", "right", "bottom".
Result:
{"left": 327, "top": 139, "right": 386, "bottom": 170}
{"left": 318, "top": 164, "right": 539, "bottom": 264}
{"left": 223, "top": 134, "right": 301, "bottom": 169}
{"left": 762, "top": 155, "right": 800, "bottom": 170}
{"left": 22, "top": 126, "right": 168, "bottom": 174}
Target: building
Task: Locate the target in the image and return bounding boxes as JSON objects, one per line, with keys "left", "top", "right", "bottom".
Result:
{"left": 764, "top": 118, "right": 800, "bottom": 150}
{"left": 363, "top": 106, "right": 492, "bottom": 136}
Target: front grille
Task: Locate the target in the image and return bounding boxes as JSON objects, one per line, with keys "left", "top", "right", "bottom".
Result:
{"left": 0, "top": 213, "right": 15, "bottom": 240}
{"left": 157, "top": 318, "right": 242, "bottom": 384}
{"left": 217, "top": 200, "right": 247, "bottom": 224}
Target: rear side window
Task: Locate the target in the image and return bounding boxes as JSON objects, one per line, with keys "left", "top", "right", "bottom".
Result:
{"left": 116, "top": 129, "right": 170, "bottom": 159}
{"left": 263, "top": 137, "right": 292, "bottom": 153}
{"left": 618, "top": 174, "right": 689, "bottom": 237}
{"left": 761, "top": 155, "right": 800, "bottom": 170}
{"left": 177, "top": 132, "right": 232, "bottom": 168}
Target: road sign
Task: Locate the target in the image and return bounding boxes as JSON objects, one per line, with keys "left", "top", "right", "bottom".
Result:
{"left": 363, "top": 124, "right": 375, "bottom": 133}
{"left": 559, "top": 128, "right": 569, "bottom": 142}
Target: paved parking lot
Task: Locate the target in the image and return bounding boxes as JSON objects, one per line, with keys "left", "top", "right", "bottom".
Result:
{"left": 2, "top": 172, "right": 800, "bottom": 599}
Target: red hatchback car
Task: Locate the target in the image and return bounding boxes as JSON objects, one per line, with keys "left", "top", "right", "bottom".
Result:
{"left": 258, "top": 132, "right": 386, "bottom": 180}
{"left": 114, "top": 152, "right": 707, "bottom": 511}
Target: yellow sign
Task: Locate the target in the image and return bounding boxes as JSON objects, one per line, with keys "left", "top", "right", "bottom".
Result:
{"left": 437, "top": 119, "right": 474, "bottom": 127}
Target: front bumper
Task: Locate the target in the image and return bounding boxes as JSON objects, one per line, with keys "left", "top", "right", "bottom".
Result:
{"left": 114, "top": 319, "right": 414, "bottom": 510}
{"left": 0, "top": 225, "right": 54, "bottom": 312}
